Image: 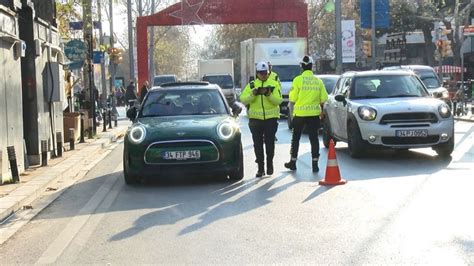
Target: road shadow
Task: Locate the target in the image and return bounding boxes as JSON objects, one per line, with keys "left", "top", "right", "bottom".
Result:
{"left": 108, "top": 170, "right": 310, "bottom": 240}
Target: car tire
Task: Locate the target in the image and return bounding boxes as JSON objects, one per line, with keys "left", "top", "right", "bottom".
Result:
{"left": 434, "top": 136, "right": 454, "bottom": 158}
{"left": 123, "top": 152, "right": 139, "bottom": 185}
{"left": 229, "top": 144, "right": 244, "bottom": 181}
{"left": 347, "top": 121, "right": 365, "bottom": 158}
{"left": 322, "top": 116, "right": 336, "bottom": 149}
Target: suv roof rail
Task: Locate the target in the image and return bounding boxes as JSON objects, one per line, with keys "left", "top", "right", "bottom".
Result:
{"left": 159, "top": 81, "right": 210, "bottom": 87}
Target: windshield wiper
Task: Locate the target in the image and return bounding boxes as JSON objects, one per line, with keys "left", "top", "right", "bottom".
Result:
{"left": 386, "top": 94, "right": 420, "bottom": 98}
{"left": 353, "top": 96, "right": 381, "bottom": 99}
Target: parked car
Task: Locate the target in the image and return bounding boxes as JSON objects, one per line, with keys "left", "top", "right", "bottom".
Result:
{"left": 322, "top": 70, "right": 454, "bottom": 158}
{"left": 152, "top": 74, "right": 178, "bottom": 86}
{"left": 383, "top": 65, "right": 452, "bottom": 107}
{"left": 287, "top": 74, "right": 338, "bottom": 129}
{"left": 124, "top": 82, "right": 243, "bottom": 184}
{"left": 317, "top": 74, "right": 340, "bottom": 94}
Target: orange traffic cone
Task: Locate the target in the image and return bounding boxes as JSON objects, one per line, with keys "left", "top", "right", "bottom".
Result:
{"left": 319, "top": 139, "right": 346, "bottom": 186}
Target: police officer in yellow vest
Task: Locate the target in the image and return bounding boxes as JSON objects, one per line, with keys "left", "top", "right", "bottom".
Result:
{"left": 240, "top": 61, "right": 283, "bottom": 177}
{"left": 284, "top": 55, "right": 328, "bottom": 172}
{"left": 268, "top": 61, "right": 281, "bottom": 89}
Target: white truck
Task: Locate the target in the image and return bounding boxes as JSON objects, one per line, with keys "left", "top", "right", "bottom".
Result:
{"left": 198, "top": 59, "right": 236, "bottom": 104}
{"left": 240, "top": 37, "right": 307, "bottom": 114}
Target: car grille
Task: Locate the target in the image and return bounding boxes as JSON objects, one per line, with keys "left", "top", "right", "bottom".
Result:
{"left": 144, "top": 140, "right": 219, "bottom": 164}
{"left": 379, "top": 112, "right": 438, "bottom": 124}
{"left": 381, "top": 135, "right": 440, "bottom": 145}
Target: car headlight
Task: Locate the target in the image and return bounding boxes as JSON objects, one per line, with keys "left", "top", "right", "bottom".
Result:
{"left": 358, "top": 106, "right": 377, "bottom": 121}
{"left": 217, "top": 121, "right": 236, "bottom": 140}
{"left": 438, "top": 104, "right": 451, "bottom": 118}
{"left": 129, "top": 125, "right": 146, "bottom": 144}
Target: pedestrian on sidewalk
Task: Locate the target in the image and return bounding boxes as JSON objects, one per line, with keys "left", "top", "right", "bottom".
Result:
{"left": 140, "top": 80, "right": 150, "bottom": 103}
{"left": 125, "top": 81, "right": 137, "bottom": 107}
{"left": 284, "top": 55, "right": 328, "bottom": 173}
{"left": 240, "top": 61, "right": 282, "bottom": 177}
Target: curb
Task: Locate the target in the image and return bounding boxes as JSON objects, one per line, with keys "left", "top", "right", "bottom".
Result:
{"left": 0, "top": 127, "right": 127, "bottom": 223}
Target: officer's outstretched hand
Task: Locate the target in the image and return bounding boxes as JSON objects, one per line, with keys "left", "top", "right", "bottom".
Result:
{"left": 252, "top": 89, "right": 258, "bottom": 96}
{"left": 264, "top": 90, "right": 272, "bottom": 96}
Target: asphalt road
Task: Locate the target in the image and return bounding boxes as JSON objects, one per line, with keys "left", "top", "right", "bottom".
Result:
{"left": 0, "top": 117, "right": 472, "bottom": 264}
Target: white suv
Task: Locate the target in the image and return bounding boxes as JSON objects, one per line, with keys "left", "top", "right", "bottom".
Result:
{"left": 322, "top": 70, "right": 454, "bottom": 158}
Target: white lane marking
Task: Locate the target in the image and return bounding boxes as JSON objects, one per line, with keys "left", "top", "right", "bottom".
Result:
{"left": 60, "top": 165, "right": 124, "bottom": 264}
{"left": 36, "top": 165, "right": 121, "bottom": 264}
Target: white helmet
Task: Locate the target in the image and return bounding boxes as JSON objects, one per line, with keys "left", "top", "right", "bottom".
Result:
{"left": 256, "top": 61, "right": 269, "bottom": 72}
{"left": 300, "top": 55, "right": 314, "bottom": 66}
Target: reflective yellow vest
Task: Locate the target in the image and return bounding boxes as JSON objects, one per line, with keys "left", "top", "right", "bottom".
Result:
{"left": 289, "top": 70, "right": 328, "bottom": 117}
{"left": 269, "top": 71, "right": 281, "bottom": 91}
{"left": 240, "top": 78, "right": 282, "bottom": 120}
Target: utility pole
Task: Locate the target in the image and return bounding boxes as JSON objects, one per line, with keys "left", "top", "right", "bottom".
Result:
{"left": 335, "top": 0, "right": 342, "bottom": 74}
{"left": 98, "top": 0, "right": 107, "bottom": 107}
{"left": 149, "top": 0, "right": 155, "bottom": 83}
{"left": 109, "top": 0, "right": 115, "bottom": 91}
{"left": 127, "top": 0, "right": 135, "bottom": 82}
{"left": 83, "top": 0, "right": 96, "bottom": 135}
{"left": 371, "top": 0, "right": 376, "bottom": 69}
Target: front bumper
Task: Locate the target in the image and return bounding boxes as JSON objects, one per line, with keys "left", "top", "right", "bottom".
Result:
{"left": 124, "top": 138, "right": 241, "bottom": 178}
{"left": 358, "top": 118, "right": 454, "bottom": 148}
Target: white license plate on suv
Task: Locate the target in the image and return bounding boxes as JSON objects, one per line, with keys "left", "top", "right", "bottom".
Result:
{"left": 395, "top": 129, "right": 428, "bottom": 137}
{"left": 163, "top": 150, "right": 200, "bottom": 160}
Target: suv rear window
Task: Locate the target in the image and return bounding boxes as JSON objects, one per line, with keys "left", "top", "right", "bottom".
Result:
{"left": 153, "top": 76, "right": 177, "bottom": 86}
{"left": 202, "top": 75, "right": 233, "bottom": 89}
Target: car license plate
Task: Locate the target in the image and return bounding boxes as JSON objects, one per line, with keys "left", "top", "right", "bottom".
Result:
{"left": 395, "top": 129, "right": 428, "bottom": 137}
{"left": 163, "top": 150, "right": 200, "bottom": 160}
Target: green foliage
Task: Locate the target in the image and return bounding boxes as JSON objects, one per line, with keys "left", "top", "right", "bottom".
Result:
{"left": 55, "top": 0, "right": 81, "bottom": 39}
{"left": 152, "top": 26, "right": 191, "bottom": 77}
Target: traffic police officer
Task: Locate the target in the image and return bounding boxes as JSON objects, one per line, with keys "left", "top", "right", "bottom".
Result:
{"left": 240, "top": 61, "right": 283, "bottom": 177}
{"left": 284, "top": 55, "right": 328, "bottom": 172}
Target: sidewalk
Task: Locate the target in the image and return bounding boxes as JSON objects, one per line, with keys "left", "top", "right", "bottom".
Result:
{"left": 0, "top": 120, "right": 130, "bottom": 223}
{"left": 453, "top": 102, "right": 474, "bottom": 122}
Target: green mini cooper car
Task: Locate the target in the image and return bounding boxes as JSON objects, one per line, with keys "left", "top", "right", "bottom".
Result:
{"left": 124, "top": 82, "right": 243, "bottom": 184}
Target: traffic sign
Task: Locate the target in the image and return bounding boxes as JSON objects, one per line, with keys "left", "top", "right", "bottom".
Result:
{"left": 360, "top": 0, "right": 390, "bottom": 29}
{"left": 64, "top": 39, "right": 87, "bottom": 63}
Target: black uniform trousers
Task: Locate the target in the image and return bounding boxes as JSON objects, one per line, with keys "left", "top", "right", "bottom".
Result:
{"left": 290, "top": 116, "right": 321, "bottom": 159}
{"left": 248, "top": 118, "right": 278, "bottom": 165}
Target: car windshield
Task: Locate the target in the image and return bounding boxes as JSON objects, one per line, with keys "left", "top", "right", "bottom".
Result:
{"left": 318, "top": 76, "right": 338, "bottom": 94}
{"left": 202, "top": 75, "right": 233, "bottom": 89}
{"left": 270, "top": 65, "right": 302, "bottom": 82}
{"left": 413, "top": 70, "right": 441, "bottom": 88}
{"left": 153, "top": 76, "right": 177, "bottom": 86}
{"left": 353, "top": 75, "right": 429, "bottom": 99}
{"left": 140, "top": 89, "right": 227, "bottom": 117}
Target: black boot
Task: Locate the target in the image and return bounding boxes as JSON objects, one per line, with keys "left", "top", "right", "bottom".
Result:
{"left": 267, "top": 161, "right": 274, "bottom": 175}
{"left": 284, "top": 158, "right": 297, "bottom": 171}
{"left": 256, "top": 163, "right": 265, "bottom": 177}
{"left": 312, "top": 158, "right": 319, "bottom": 173}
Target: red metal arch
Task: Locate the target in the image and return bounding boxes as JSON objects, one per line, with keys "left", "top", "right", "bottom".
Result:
{"left": 136, "top": 0, "right": 308, "bottom": 88}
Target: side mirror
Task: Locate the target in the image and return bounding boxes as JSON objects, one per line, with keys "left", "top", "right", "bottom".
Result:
{"left": 126, "top": 107, "right": 137, "bottom": 120}
{"left": 231, "top": 102, "right": 243, "bottom": 117}
{"left": 334, "top": 94, "right": 347, "bottom": 106}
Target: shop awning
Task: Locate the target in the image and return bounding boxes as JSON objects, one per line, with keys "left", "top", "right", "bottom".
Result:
{"left": 433, "top": 65, "right": 467, "bottom": 73}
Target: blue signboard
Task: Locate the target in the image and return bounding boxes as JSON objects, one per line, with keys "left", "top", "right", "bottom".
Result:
{"left": 360, "top": 0, "right": 390, "bottom": 29}
{"left": 64, "top": 39, "right": 87, "bottom": 63}
{"left": 67, "top": 61, "right": 84, "bottom": 70}
{"left": 93, "top": 51, "right": 104, "bottom": 64}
